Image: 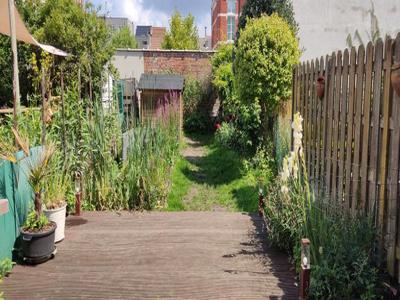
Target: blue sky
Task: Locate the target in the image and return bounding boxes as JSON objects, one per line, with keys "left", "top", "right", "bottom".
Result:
{"left": 92, "top": 0, "right": 211, "bottom": 37}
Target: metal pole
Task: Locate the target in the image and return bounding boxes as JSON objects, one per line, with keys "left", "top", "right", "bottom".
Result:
{"left": 7, "top": 0, "right": 20, "bottom": 130}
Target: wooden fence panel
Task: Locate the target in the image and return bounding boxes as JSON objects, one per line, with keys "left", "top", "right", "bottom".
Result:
{"left": 325, "top": 53, "right": 336, "bottom": 196}
{"left": 306, "top": 61, "right": 312, "bottom": 174}
{"left": 315, "top": 57, "right": 325, "bottom": 195}
{"left": 311, "top": 59, "right": 319, "bottom": 187}
{"left": 331, "top": 52, "right": 342, "bottom": 202}
{"left": 360, "top": 42, "right": 374, "bottom": 212}
{"left": 351, "top": 45, "right": 365, "bottom": 212}
{"left": 387, "top": 34, "right": 400, "bottom": 276}
{"left": 344, "top": 48, "right": 357, "bottom": 210}
{"left": 378, "top": 38, "right": 393, "bottom": 241}
{"left": 394, "top": 33, "right": 400, "bottom": 278}
{"left": 290, "top": 34, "right": 400, "bottom": 280}
{"left": 369, "top": 39, "right": 384, "bottom": 214}
{"left": 337, "top": 49, "right": 350, "bottom": 206}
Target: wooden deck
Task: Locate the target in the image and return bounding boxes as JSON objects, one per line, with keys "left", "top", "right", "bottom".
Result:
{"left": 2, "top": 212, "right": 297, "bottom": 299}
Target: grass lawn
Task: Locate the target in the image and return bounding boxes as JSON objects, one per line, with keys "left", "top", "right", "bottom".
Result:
{"left": 166, "top": 134, "right": 259, "bottom": 212}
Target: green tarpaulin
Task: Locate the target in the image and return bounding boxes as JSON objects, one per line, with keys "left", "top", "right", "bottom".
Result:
{"left": 0, "top": 147, "right": 42, "bottom": 260}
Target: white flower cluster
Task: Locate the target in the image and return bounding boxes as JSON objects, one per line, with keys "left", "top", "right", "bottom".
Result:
{"left": 280, "top": 113, "right": 304, "bottom": 195}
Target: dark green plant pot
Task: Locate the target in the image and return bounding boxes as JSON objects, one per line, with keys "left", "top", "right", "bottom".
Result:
{"left": 20, "top": 222, "right": 57, "bottom": 264}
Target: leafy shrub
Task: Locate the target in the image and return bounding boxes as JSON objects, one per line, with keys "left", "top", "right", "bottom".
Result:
{"left": 307, "top": 214, "right": 379, "bottom": 300}
{"left": 234, "top": 14, "right": 300, "bottom": 143}
{"left": 264, "top": 113, "right": 381, "bottom": 299}
{"left": 238, "top": 0, "right": 298, "bottom": 34}
{"left": 212, "top": 44, "right": 234, "bottom": 103}
{"left": 183, "top": 79, "right": 214, "bottom": 133}
{"left": 0, "top": 258, "right": 14, "bottom": 300}
{"left": 0, "top": 258, "right": 13, "bottom": 278}
{"left": 215, "top": 122, "right": 236, "bottom": 148}
{"left": 215, "top": 122, "right": 252, "bottom": 153}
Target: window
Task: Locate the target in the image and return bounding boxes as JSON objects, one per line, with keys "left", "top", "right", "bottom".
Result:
{"left": 227, "top": 16, "right": 235, "bottom": 41}
{"left": 227, "top": 0, "right": 236, "bottom": 14}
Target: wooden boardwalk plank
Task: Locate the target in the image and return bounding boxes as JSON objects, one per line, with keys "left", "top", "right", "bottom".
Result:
{"left": 1, "top": 212, "right": 297, "bottom": 300}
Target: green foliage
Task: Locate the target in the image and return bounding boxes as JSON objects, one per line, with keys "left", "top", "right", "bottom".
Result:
{"left": 212, "top": 44, "right": 234, "bottom": 103}
{"left": 0, "top": 0, "right": 114, "bottom": 107}
{"left": 23, "top": 210, "right": 50, "bottom": 231}
{"left": 215, "top": 122, "right": 236, "bottom": 148}
{"left": 306, "top": 211, "right": 380, "bottom": 300}
{"left": 112, "top": 26, "right": 138, "bottom": 49}
{"left": 0, "top": 258, "right": 14, "bottom": 278}
{"left": 264, "top": 114, "right": 381, "bottom": 298}
{"left": 0, "top": 258, "right": 14, "bottom": 299}
{"left": 183, "top": 79, "right": 214, "bottom": 133}
{"left": 234, "top": 14, "right": 299, "bottom": 125}
{"left": 84, "top": 94, "right": 180, "bottom": 211}
{"left": 162, "top": 11, "right": 199, "bottom": 50}
{"left": 238, "top": 0, "right": 298, "bottom": 34}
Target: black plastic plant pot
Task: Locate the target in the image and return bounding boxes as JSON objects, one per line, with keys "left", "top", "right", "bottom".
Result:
{"left": 20, "top": 222, "right": 57, "bottom": 264}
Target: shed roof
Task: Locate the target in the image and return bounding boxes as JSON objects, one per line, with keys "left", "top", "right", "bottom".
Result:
{"left": 138, "top": 74, "right": 184, "bottom": 91}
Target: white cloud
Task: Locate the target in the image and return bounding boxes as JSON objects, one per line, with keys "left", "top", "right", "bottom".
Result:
{"left": 117, "top": 0, "right": 169, "bottom": 27}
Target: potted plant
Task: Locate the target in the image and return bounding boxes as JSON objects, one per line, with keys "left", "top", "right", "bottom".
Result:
{"left": 42, "top": 156, "right": 69, "bottom": 243}
{"left": 20, "top": 144, "right": 57, "bottom": 264}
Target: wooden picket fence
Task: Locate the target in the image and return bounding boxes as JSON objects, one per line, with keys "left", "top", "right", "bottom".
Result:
{"left": 292, "top": 33, "right": 400, "bottom": 280}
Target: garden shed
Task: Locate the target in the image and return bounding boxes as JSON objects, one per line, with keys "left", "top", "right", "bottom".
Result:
{"left": 138, "top": 73, "right": 184, "bottom": 125}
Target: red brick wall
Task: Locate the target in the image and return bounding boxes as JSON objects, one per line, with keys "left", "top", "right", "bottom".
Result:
{"left": 143, "top": 50, "right": 214, "bottom": 80}
{"left": 150, "top": 27, "right": 166, "bottom": 50}
{"left": 212, "top": 0, "right": 247, "bottom": 49}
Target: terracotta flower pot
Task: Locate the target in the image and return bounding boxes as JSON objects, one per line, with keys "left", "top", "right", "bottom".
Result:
{"left": 391, "top": 63, "right": 400, "bottom": 97}
{"left": 316, "top": 76, "right": 325, "bottom": 99}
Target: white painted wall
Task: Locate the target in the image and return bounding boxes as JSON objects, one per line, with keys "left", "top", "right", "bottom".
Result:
{"left": 112, "top": 50, "right": 144, "bottom": 81}
{"left": 293, "top": 0, "right": 400, "bottom": 61}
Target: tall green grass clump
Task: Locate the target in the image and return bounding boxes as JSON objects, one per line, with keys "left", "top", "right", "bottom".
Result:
{"left": 85, "top": 91, "right": 180, "bottom": 211}
{"left": 264, "top": 113, "right": 380, "bottom": 299}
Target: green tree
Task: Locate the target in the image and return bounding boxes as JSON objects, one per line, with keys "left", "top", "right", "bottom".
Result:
{"left": 162, "top": 11, "right": 199, "bottom": 50}
{"left": 212, "top": 44, "right": 234, "bottom": 100}
{"left": 238, "top": 0, "right": 298, "bottom": 34}
{"left": 0, "top": 0, "right": 114, "bottom": 106}
{"left": 112, "top": 26, "right": 138, "bottom": 49}
{"left": 234, "top": 14, "right": 299, "bottom": 142}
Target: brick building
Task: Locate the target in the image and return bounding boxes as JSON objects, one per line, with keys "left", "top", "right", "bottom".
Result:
{"left": 136, "top": 26, "right": 166, "bottom": 49}
{"left": 211, "top": 0, "right": 246, "bottom": 49}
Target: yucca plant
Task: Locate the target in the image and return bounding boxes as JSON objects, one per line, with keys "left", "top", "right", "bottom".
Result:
{"left": 26, "top": 143, "right": 56, "bottom": 223}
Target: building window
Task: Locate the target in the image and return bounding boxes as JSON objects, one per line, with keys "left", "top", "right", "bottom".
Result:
{"left": 227, "top": 0, "right": 236, "bottom": 14}
{"left": 227, "top": 16, "right": 235, "bottom": 41}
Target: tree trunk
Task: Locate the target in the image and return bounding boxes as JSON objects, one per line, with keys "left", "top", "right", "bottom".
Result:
{"left": 34, "top": 192, "right": 42, "bottom": 217}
